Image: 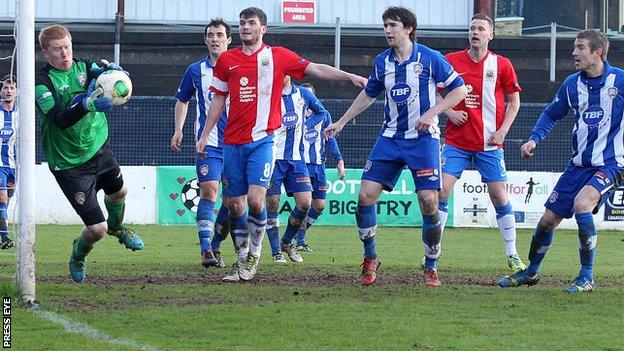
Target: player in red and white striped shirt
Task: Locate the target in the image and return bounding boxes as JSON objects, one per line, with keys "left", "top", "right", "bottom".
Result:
{"left": 438, "top": 13, "right": 525, "bottom": 275}
{"left": 196, "top": 7, "right": 367, "bottom": 282}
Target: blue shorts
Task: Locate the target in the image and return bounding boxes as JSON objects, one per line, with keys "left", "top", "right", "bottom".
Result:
{"left": 196, "top": 146, "right": 223, "bottom": 183}
{"left": 442, "top": 144, "right": 508, "bottom": 183}
{"left": 222, "top": 135, "right": 274, "bottom": 197}
{"left": 546, "top": 162, "right": 624, "bottom": 218}
{"left": 362, "top": 135, "right": 441, "bottom": 192}
{"left": 307, "top": 163, "right": 327, "bottom": 200}
{"left": 268, "top": 159, "right": 311, "bottom": 196}
{"left": 0, "top": 167, "right": 15, "bottom": 196}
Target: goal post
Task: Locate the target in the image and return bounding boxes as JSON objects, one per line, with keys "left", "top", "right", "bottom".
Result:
{"left": 16, "top": 0, "right": 36, "bottom": 306}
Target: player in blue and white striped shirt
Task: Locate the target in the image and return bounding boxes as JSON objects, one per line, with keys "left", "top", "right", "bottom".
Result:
{"left": 266, "top": 76, "right": 326, "bottom": 264}
{"left": 294, "top": 82, "right": 345, "bottom": 252}
{"left": 0, "top": 75, "right": 17, "bottom": 249}
{"left": 325, "top": 6, "right": 467, "bottom": 287}
{"left": 171, "top": 19, "right": 232, "bottom": 269}
{"left": 499, "top": 29, "right": 624, "bottom": 293}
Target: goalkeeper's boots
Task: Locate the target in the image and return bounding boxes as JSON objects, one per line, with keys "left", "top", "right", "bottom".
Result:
{"left": 498, "top": 268, "right": 540, "bottom": 288}
{"left": 222, "top": 262, "right": 241, "bottom": 282}
{"left": 506, "top": 254, "right": 527, "bottom": 273}
{"left": 361, "top": 257, "right": 380, "bottom": 286}
{"left": 201, "top": 250, "right": 219, "bottom": 268}
{"left": 423, "top": 268, "right": 441, "bottom": 287}
{"left": 281, "top": 243, "right": 303, "bottom": 263}
{"left": 213, "top": 250, "right": 226, "bottom": 268}
{"left": 296, "top": 244, "right": 314, "bottom": 253}
{"left": 272, "top": 252, "right": 287, "bottom": 264}
{"left": 0, "top": 238, "right": 14, "bottom": 249}
{"left": 564, "top": 276, "right": 595, "bottom": 294}
{"left": 239, "top": 253, "right": 260, "bottom": 281}
{"left": 68, "top": 238, "right": 86, "bottom": 283}
{"left": 108, "top": 227, "right": 144, "bottom": 251}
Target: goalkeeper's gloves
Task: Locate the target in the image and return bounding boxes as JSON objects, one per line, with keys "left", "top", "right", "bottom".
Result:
{"left": 82, "top": 80, "right": 113, "bottom": 112}
{"left": 89, "top": 59, "right": 128, "bottom": 78}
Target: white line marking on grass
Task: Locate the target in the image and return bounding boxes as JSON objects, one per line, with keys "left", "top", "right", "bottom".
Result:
{"left": 31, "top": 305, "right": 163, "bottom": 351}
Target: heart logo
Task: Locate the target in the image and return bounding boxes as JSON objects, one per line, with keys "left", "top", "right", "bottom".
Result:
{"left": 177, "top": 177, "right": 186, "bottom": 184}
{"left": 176, "top": 209, "right": 185, "bottom": 216}
{"left": 170, "top": 193, "right": 178, "bottom": 200}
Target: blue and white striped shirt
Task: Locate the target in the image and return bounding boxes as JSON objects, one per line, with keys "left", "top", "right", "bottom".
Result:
{"left": 0, "top": 107, "right": 17, "bottom": 169}
{"left": 175, "top": 57, "right": 228, "bottom": 147}
{"left": 531, "top": 61, "right": 624, "bottom": 167}
{"left": 303, "top": 112, "right": 342, "bottom": 165}
{"left": 275, "top": 85, "right": 327, "bottom": 161}
{"left": 365, "top": 43, "right": 464, "bottom": 139}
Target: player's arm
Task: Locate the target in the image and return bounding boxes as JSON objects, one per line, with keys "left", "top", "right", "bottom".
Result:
{"left": 488, "top": 91, "right": 519, "bottom": 145}
{"left": 326, "top": 129, "right": 345, "bottom": 180}
{"left": 172, "top": 66, "right": 195, "bottom": 152}
{"left": 196, "top": 93, "right": 226, "bottom": 156}
{"left": 171, "top": 100, "right": 189, "bottom": 152}
{"left": 301, "top": 88, "right": 328, "bottom": 128}
{"left": 521, "top": 82, "right": 569, "bottom": 158}
{"left": 324, "top": 89, "right": 375, "bottom": 139}
{"left": 436, "top": 91, "right": 468, "bottom": 126}
{"left": 418, "top": 84, "right": 467, "bottom": 131}
{"left": 304, "top": 63, "right": 368, "bottom": 88}
{"left": 35, "top": 78, "right": 110, "bottom": 130}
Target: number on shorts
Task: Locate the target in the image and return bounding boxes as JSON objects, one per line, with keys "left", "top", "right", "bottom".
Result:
{"left": 263, "top": 163, "right": 271, "bottom": 178}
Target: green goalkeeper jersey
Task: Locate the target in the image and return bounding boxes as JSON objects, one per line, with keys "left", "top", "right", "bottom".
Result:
{"left": 35, "top": 58, "right": 108, "bottom": 170}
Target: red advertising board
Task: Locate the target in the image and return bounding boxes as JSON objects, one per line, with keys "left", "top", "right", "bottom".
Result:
{"left": 282, "top": 1, "right": 316, "bottom": 23}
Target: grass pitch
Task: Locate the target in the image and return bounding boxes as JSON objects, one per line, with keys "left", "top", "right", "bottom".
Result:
{"left": 2, "top": 225, "right": 623, "bottom": 350}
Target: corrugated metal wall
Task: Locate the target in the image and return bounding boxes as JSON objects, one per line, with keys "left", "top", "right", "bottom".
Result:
{"left": 0, "top": 0, "right": 473, "bottom": 27}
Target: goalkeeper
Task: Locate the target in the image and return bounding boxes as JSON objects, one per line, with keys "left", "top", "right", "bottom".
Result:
{"left": 35, "top": 25, "right": 144, "bottom": 283}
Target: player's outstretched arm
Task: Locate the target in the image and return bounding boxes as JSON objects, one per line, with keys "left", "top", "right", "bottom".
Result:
{"left": 417, "top": 85, "right": 467, "bottom": 131}
{"left": 196, "top": 94, "right": 226, "bottom": 157}
{"left": 171, "top": 100, "right": 189, "bottom": 152}
{"left": 324, "top": 90, "right": 375, "bottom": 140}
{"left": 304, "top": 63, "right": 368, "bottom": 88}
{"left": 488, "top": 92, "right": 520, "bottom": 145}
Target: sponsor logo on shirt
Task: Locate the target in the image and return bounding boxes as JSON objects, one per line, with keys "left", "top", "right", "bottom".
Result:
{"left": 304, "top": 130, "right": 319, "bottom": 143}
{"left": 390, "top": 82, "right": 411, "bottom": 104}
{"left": 582, "top": 105, "right": 604, "bottom": 127}
{"left": 0, "top": 127, "right": 14, "bottom": 142}
{"left": 240, "top": 77, "right": 249, "bottom": 86}
{"left": 282, "top": 111, "right": 298, "bottom": 128}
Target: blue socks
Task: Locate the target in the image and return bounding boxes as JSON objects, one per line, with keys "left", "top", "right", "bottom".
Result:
{"left": 296, "top": 207, "right": 320, "bottom": 246}
{"left": 356, "top": 204, "right": 377, "bottom": 259}
{"left": 267, "top": 211, "right": 280, "bottom": 255}
{"left": 212, "top": 205, "right": 229, "bottom": 251}
{"left": 576, "top": 212, "right": 597, "bottom": 281}
{"left": 281, "top": 207, "right": 307, "bottom": 245}
{"left": 527, "top": 228, "right": 554, "bottom": 276}
{"left": 422, "top": 213, "right": 441, "bottom": 269}
{"left": 197, "top": 199, "right": 215, "bottom": 254}
{"left": 0, "top": 203, "right": 8, "bottom": 242}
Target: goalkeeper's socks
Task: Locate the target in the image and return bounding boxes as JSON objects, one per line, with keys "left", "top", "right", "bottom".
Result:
{"left": 576, "top": 212, "right": 597, "bottom": 280}
{"left": 281, "top": 207, "right": 307, "bottom": 245}
{"left": 72, "top": 235, "right": 94, "bottom": 261}
{"left": 296, "top": 207, "right": 320, "bottom": 246}
{"left": 104, "top": 197, "right": 125, "bottom": 232}
{"left": 267, "top": 211, "right": 281, "bottom": 255}
{"left": 0, "top": 203, "right": 8, "bottom": 242}
{"left": 212, "top": 205, "right": 230, "bottom": 251}
{"left": 197, "top": 199, "right": 216, "bottom": 254}
{"left": 356, "top": 204, "right": 377, "bottom": 259}
{"left": 422, "top": 213, "right": 442, "bottom": 270}
{"left": 527, "top": 228, "right": 554, "bottom": 276}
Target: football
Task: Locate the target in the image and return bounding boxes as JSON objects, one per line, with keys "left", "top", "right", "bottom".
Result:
{"left": 180, "top": 178, "right": 200, "bottom": 212}
{"left": 95, "top": 69, "right": 133, "bottom": 106}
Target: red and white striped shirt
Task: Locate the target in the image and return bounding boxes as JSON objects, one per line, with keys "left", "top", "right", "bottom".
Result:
{"left": 210, "top": 44, "right": 310, "bottom": 145}
{"left": 444, "top": 49, "right": 521, "bottom": 151}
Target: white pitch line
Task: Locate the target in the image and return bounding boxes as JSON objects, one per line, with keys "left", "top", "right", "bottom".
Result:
{"left": 31, "top": 305, "right": 163, "bottom": 351}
